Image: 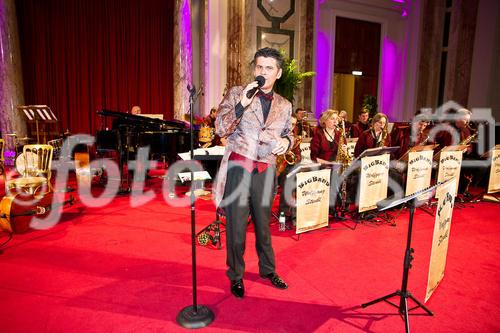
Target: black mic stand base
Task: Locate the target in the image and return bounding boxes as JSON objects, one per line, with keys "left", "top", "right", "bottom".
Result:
{"left": 176, "top": 305, "right": 215, "bottom": 329}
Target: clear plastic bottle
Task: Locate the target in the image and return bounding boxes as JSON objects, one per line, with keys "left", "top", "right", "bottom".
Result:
{"left": 279, "top": 212, "right": 286, "bottom": 231}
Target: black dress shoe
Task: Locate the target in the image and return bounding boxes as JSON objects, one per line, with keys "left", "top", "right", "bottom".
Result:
{"left": 261, "top": 273, "right": 288, "bottom": 289}
{"left": 231, "top": 279, "right": 244, "bottom": 298}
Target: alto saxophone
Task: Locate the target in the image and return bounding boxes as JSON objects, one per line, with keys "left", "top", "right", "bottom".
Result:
{"left": 276, "top": 133, "right": 302, "bottom": 175}
{"left": 336, "top": 126, "right": 351, "bottom": 215}
{"left": 459, "top": 130, "right": 477, "bottom": 146}
{"left": 377, "top": 129, "right": 388, "bottom": 148}
{"left": 336, "top": 126, "right": 351, "bottom": 165}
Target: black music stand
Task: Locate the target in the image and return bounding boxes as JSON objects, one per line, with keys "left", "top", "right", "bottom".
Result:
{"left": 17, "top": 105, "right": 58, "bottom": 143}
{"left": 361, "top": 178, "right": 453, "bottom": 333}
{"left": 286, "top": 162, "right": 338, "bottom": 238}
{"left": 176, "top": 85, "right": 214, "bottom": 329}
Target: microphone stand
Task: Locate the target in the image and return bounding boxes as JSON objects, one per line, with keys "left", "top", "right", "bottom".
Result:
{"left": 176, "top": 84, "right": 215, "bottom": 328}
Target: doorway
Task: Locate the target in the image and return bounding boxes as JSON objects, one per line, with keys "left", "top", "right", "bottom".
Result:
{"left": 333, "top": 17, "right": 381, "bottom": 122}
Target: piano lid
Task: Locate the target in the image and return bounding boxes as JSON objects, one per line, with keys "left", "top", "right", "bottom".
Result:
{"left": 97, "top": 109, "right": 189, "bottom": 130}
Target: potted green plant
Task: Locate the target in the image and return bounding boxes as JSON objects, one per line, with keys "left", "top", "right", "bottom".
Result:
{"left": 274, "top": 52, "right": 315, "bottom": 104}
{"left": 362, "top": 95, "right": 378, "bottom": 119}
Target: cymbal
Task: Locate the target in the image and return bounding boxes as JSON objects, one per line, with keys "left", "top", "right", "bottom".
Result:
{"left": 18, "top": 137, "right": 33, "bottom": 141}
{"left": 6, "top": 133, "right": 17, "bottom": 137}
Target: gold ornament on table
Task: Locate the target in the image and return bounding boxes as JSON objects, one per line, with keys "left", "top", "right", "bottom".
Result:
{"left": 198, "top": 125, "right": 214, "bottom": 148}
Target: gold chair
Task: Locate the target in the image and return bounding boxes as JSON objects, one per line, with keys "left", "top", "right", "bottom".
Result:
{"left": 6, "top": 144, "right": 54, "bottom": 196}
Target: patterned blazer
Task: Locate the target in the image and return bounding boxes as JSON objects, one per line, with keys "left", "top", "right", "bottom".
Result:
{"left": 213, "top": 86, "right": 293, "bottom": 206}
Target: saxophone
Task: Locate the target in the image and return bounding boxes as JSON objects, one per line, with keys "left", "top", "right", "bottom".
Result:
{"left": 459, "top": 130, "right": 477, "bottom": 146}
{"left": 336, "top": 126, "right": 351, "bottom": 165}
{"left": 276, "top": 133, "right": 302, "bottom": 175}
{"left": 336, "top": 126, "right": 351, "bottom": 215}
{"left": 376, "top": 129, "right": 388, "bottom": 148}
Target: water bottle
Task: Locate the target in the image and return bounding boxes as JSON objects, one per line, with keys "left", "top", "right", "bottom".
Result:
{"left": 279, "top": 212, "right": 286, "bottom": 231}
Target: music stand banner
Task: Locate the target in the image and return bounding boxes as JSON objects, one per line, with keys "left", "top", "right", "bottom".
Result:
{"left": 425, "top": 179, "right": 456, "bottom": 302}
{"left": 405, "top": 150, "right": 434, "bottom": 198}
{"left": 487, "top": 146, "right": 500, "bottom": 193}
{"left": 437, "top": 149, "right": 463, "bottom": 196}
{"left": 299, "top": 142, "right": 311, "bottom": 164}
{"left": 346, "top": 138, "right": 358, "bottom": 161}
{"left": 295, "top": 168, "right": 330, "bottom": 234}
{"left": 358, "top": 154, "right": 390, "bottom": 212}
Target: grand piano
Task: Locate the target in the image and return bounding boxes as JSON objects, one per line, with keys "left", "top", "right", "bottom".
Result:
{"left": 95, "top": 109, "right": 193, "bottom": 172}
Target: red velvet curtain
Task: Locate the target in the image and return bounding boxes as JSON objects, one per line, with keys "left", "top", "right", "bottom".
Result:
{"left": 16, "top": 0, "right": 174, "bottom": 135}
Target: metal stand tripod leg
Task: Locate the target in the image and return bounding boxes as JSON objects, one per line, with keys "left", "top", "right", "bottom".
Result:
{"left": 361, "top": 203, "right": 432, "bottom": 333}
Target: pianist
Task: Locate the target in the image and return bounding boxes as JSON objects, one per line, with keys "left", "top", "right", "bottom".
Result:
{"left": 130, "top": 105, "right": 141, "bottom": 115}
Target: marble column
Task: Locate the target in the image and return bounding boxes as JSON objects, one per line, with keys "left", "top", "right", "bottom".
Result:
{"left": 0, "top": 0, "right": 26, "bottom": 150}
{"left": 444, "top": 0, "right": 479, "bottom": 106}
{"left": 415, "top": 0, "right": 446, "bottom": 110}
{"left": 173, "top": 0, "right": 193, "bottom": 121}
{"left": 226, "top": 0, "right": 243, "bottom": 87}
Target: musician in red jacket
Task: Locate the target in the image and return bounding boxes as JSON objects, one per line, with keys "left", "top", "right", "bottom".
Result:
{"left": 350, "top": 109, "right": 370, "bottom": 138}
{"left": 310, "top": 109, "right": 341, "bottom": 163}
{"left": 354, "top": 113, "right": 391, "bottom": 158}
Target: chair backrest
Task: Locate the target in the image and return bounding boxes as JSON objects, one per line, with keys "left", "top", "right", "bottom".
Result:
{"left": 21, "top": 144, "right": 53, "bottom": 178}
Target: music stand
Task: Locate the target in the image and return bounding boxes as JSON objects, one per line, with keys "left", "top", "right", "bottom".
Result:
{"left": 398, "top": 144, "right": 438, "bottom": 162}
{"left": 347, "top": 146, "right": 399, "bottom": 222}
{"left": 361, "top": 178, "right": 453, "bottom": 333}
{"left": 17, "top": 105, "right": 58, "bottom": 143}
{"left": 291, "top": 163, "right": 339, "bottom": 238}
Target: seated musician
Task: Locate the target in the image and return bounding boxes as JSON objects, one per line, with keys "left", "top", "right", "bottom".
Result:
{"left": 350, "top": 108, "right": 370, "bottom": 138}
{"left": 339, "top": 110, "right": 352, "bottom": 135}
{"left": 310, "top": 109, "right": 340, "bottom": 163}
{"left": 130, "top": 105, "right": 141, "bottom": 115}
{"left": 354, "top": 113, "right": 391, "bottom": 158}
{"left": 112, "top": 105, "right": 142, "bottom": 130}
{"left": 434, "top": 108, "right": 478, "bottom": 193}
{"left": 203, "top": 107, "right": 217, "bottom": 128}
{"left": 278, "top": 114, "right": 301, "bottom": 221}
{"left": 350, "top": 113, "right": 403, "bottom": 207}
{"left": 392, "top": 112, "right": 432, "bottom": 159}
{"left": 310, "top": 109, "right": 345, "bottom": 214}
{"left": 200, "top": 107, "right": 225, "bottom": 147}
{"left": 295, "top": 107, "right": 312, "bottom": 138}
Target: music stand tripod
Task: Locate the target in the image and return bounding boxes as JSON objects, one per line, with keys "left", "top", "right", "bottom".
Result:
{"left": 361, "top": 179, "right": 452, "bottom": 333}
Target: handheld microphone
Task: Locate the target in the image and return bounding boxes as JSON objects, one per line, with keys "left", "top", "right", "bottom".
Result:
{"left": 246, "top": 75, "right": 266, "bottom": 98}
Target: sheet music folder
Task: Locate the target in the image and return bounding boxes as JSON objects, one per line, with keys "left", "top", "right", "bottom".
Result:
{"left": 376, "top": 177, "right": 454, "bottom": 211}
{"left": 433, "top": 145, "right": 468, "bottom": 160}
{"left": 399, "top": 144, "right": 438, "bottom": 161}
{"left": 350, "top": 146, "right": 400, "bottom": 166}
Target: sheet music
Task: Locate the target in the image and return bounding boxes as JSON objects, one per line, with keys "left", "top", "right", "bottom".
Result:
{"left": 178, "top": 145, "right": 226, "bottom": 160}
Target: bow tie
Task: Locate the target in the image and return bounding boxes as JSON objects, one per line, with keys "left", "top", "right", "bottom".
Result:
{"left": 256, "top": 91, "right": 274, "bottom": 101}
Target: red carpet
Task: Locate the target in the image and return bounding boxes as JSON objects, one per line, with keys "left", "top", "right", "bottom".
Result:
{"left": 0, "top": 176, "right": 499, "bottom": 332}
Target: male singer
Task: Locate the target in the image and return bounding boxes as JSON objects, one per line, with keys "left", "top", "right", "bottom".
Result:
{"left": 215, "top": 47, "right": 293, "bottom": 298}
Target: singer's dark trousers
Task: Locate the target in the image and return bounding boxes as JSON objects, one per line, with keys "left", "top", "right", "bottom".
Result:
{"left": 221, "top": 162, "right": 277, "bottom": 281}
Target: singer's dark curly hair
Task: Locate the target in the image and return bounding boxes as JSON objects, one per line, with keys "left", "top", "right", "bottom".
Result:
{"left": 252, "top": 47, "right": 284, "bottom": 69}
